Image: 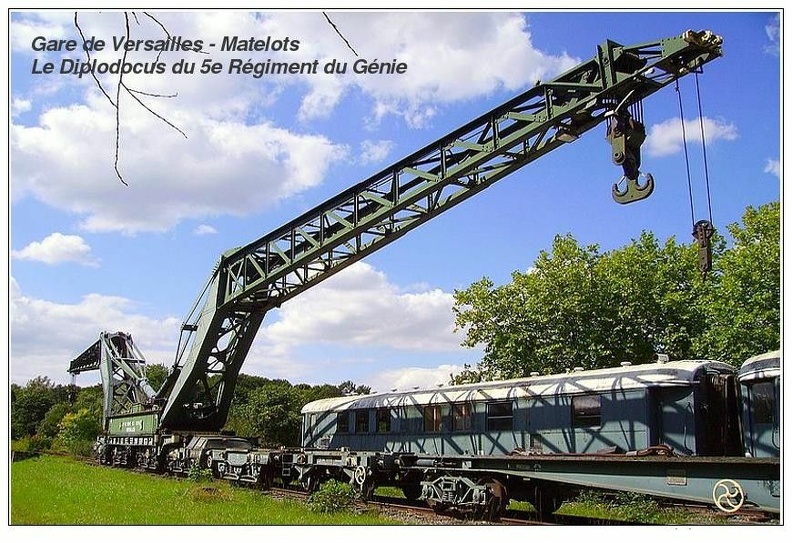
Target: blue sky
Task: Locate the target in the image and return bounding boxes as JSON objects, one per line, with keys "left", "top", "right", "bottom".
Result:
{"left": 7, "top": 9, "right": 782, "bottom": 393}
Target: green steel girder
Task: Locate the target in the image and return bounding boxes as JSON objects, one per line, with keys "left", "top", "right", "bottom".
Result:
{"left": 156, "top": 30, "right": 723, "bottom": 431}
{"left": 69, "top": 332, "right": 157, "bottom": 427}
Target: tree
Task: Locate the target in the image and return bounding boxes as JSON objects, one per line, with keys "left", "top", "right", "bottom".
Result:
{"left": 57, "top": 408, "right": 102, "bottom": 456}
{"left": 338, "top": 380, "right": 371, "bottom": 395}
{"left": 226, "top": 381, "right": 303, "bottom": 446}
{"left": 144, "top": 363, "right": 169, "bottom": 392}
{"left": 11, "top": 376, "right": 60, "bottom": 438}
{"left": 452, "top": 202, "right": 780, "bottom": 379}
{"left": 38, "top": 402, "right": 72, "bottom": 439}
{"left": 695, "top": 202, "right": 780, "bottom": 365}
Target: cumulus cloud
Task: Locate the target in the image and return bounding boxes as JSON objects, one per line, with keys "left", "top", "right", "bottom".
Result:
{"left": 765, "top": 14, "right": 780, "bottom": 56}
{"left": 12, "top": 232, "right": 99, "bottom": 266}
{"left": 358, "top": 139, "right": 394, "bottom": 165}
{"left": 9, "top": 262, "right": 472, "bottom": 386}
{"left": 9, "top": 277, "right": 181, "bottom": 384}
{"left": 764, "top": 158, "right": 780, "bottom": 178}
{"left": 262, "top": 261, "right": 462, "bottom": 351}
{"left": 11, "top": 97, "right": 347, "bottom": 234}
{"left": 10, "top": 12, "right": 577, "bottom": 233}
{"left": 194, "top": 224, "right": 218, "bottom": 236}
{"left": 11, "top": 97, "right": 31, "bottom": 117}
{"left": 645, "top": 116, "right": 738, "bottom": 157}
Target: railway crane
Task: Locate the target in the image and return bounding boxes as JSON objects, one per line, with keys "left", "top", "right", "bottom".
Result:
{"left": 70, "top": 30, "right": 725, "bottom": 468}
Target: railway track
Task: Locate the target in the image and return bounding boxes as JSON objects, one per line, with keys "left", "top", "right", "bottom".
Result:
{"left": 74, "top": 454, "right": 778, "bottom": 526}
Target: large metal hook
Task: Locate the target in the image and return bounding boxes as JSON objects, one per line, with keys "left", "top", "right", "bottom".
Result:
{"left": 612, "top": 172, "right": 655, "bottom": 204}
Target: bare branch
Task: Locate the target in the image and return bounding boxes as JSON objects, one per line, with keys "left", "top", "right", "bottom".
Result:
{"left": 323, "top": 12, "right": 359, "bottom": 57}
{"left": 123, "top": 85, "right": 188, "bottom": 139}
{"left": 74, "top": 11, "right": 190, "bottom": 185}
{"left": 74, "top": 12, "right": 116, "bottom": 107}
{"left": 112, "top": 12, "right": 132, "bottom": 186}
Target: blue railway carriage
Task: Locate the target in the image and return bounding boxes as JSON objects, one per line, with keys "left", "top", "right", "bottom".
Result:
{"left": 738, "top": 350, "right": 781, "bottom": 458}
{"left": 301, "top": 359, "right": 743, "bottom": 457}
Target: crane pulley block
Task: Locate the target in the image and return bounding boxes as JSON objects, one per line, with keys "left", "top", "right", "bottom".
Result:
{"left": 693, "top": 219, "right": 715, "bottom": 277}
{"left": 607, "top": 109, "right": 654, "bottom": 204}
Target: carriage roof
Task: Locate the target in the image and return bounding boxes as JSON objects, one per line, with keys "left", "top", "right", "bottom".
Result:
{"left": 301, "top": 359, "right": 734, "bottom": 414}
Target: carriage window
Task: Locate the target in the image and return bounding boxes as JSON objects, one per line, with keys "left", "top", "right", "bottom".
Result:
{"left": 748, "top": 380, "right": 776, "bottom": 424}
{"left": 486, "top": 401, "right": 513, "bottom": 431}
{"left": 452, "top": 403, "right": 472, "bottom": 432}
{"left": 424, "top": 405, "right": 443, "bottom": 432}
{"left": 355, "top": 410, "right": 369, "bottom": 433}
{"left": 572, "top": 394, "right": 602, "bottom": 427}
{"left": 336, "top": 412, "right": 349, "bottom": 433}
{"left": 376, "top": 408, "right": 392, "bottom": 433}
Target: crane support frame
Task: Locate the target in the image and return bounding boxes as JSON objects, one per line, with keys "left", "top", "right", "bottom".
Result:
{"left": 103, "top": 30, "right": 723, "bottom": 432}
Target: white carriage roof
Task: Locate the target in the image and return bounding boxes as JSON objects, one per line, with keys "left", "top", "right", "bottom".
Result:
{"left": 738, "top": 350, "right": 781, "bottom": 382}
{"left": 301, "top": 359, "right": 733, "bottom": 414}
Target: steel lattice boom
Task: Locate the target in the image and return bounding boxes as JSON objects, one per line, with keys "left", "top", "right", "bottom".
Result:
{"left": 119, "top": 30, "right": 723, "bottom": 431}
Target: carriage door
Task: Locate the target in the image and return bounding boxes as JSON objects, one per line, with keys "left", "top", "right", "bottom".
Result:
{"left": 695, "top": 373, "right": 742, "bottom": 456}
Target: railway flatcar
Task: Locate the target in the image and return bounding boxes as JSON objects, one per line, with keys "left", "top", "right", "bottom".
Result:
{"left": 301, "top": 359, "right": 743, "bottom": 458}
{"left": 738, "top": 350, "right": 781, "bottom": 458}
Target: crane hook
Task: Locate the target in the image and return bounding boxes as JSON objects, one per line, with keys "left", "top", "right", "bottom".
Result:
{"left": 607, "top": 107, "right": 654, "bottom": 204}
{"left": 613, "top": 173, "right": 655, "bottom": 204}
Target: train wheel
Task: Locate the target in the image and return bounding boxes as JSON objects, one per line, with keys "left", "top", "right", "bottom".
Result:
{"left": 401, "top": 484, "right": 422, "bottom": 503}
{"left": 257, "top": 469, "right": 274, "bottom": 490}
{"left": 300, "top": 474, "right": 319, "bottom": 493}
{"left": 478, "top": 478, "right": 509, "bottom": 520}
{"left": 533, "top": 485, "right": 561, "bottom": 521}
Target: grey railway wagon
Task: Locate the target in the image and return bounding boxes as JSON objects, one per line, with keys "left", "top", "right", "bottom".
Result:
{"left": 301, "top": 359, "right": 742, "bottom": 457}
{"left": 738, "top": 351, "right": 781, "bottom": 458}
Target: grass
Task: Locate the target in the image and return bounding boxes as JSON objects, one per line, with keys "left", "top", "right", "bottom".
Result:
{"left": 11, "top": 455, "right": 737, "bottom": 526}
{"left": 556, "top": 490, "right": 727, "bottom": 525}
{"left": 10, "top": 455, "right": 402, "bottom": 526}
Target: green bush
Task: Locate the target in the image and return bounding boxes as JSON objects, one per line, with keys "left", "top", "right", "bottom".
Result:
{"left": 26, "top": 434, "right": 52, "bottom": 453}
{"left": 57, "top": 409, "right": 101, "bottom": 456}
{"left": 308, "top": 480, "right": 357, "bottom": 514}
{"left": 187, "top": 464, "right": 214, "bottom": 483}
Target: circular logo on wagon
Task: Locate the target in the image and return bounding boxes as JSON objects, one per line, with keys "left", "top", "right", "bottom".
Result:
{"left": 712, "top": 479, "right": 745, "bottom": 512}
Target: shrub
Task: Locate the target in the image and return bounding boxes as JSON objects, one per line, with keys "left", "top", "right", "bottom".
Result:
{"left": 308, "top": 480, "right": 357, "bottom": 514}
{"left": 26, "top": 434, "right": 52, "bottom": 453}
{"left": 57, "top": 408, "right": 101, "bottom": 457}
{"left": 187, "top": 464, "right": 214, "bottom": 483}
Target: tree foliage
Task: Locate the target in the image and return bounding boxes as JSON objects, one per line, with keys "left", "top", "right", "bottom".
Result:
{"left": 10, "top": 376, "right": 72, "bottom": 439}
{"left": 57, "top": 408, "right": 102, "bottom": 456}
{"left": 144, "top": 363, "right": 169, "bottom": 392}
{"left": 694, "top": 201, "right": 781, "bottom": 365}
{"left": 224, "top": 379, "right": 353, "bottom": 446}
{"left": 453, "top": 202, "right": 779, "bottom": 378}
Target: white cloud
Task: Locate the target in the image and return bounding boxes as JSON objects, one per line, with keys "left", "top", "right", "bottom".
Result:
{"left": 645, "top": 116, "right": 738, "bottom": 158}
{"left": 12, "top": 232, "right": 99, "bottom": 266}
{"left": 9, "top": 277, "right": 181, "bottom": 384}
{"left": 765, "top": 14, "right": 780, "bottom": 56}
{"left": 358, "top": 139, "right": 394, "bottom": 165}
{"left": 262, "top": 262, "right": 463, "bottom": 352}
{"left": 194, "top": 224, "right": 218, "bottom": 236}
{"left": 764, "top": 158, "right": 780, "bottom": 178}
{"left": 10, "top": 12, "right": 578, "bottom": 233}
{"left": 11, "top": 99, "right": 347, "bottom": 233}
{"left": 9, "top": 263, "right": 473, "bottom": 386}
{"left": 11, "top": 97, "right": 32, "bottom": 117}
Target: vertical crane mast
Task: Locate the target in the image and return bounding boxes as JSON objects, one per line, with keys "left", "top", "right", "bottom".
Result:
{"left": 115, "top": 30, "right": 724, "bottom": 432}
